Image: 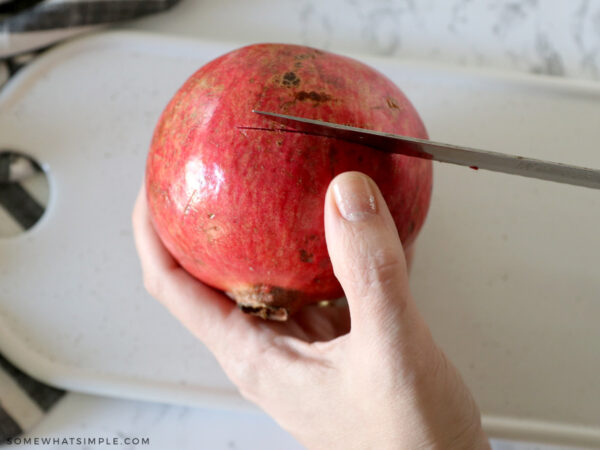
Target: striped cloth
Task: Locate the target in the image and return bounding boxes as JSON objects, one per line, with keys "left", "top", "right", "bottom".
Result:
{"left": 0, "top": 0, "right": 181, "bottom": 444}
{"left": 0, "top": 353, "right": 64, "bottom": 442}
{"left": 1, "top": 0, "right": 181, "bottom": 58}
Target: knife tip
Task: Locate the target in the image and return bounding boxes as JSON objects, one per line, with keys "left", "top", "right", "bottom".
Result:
{"left": 253, "top": 110, "right": 278, "bottom": 117}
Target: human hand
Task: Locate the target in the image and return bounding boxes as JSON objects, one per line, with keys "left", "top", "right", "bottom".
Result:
{"left": 132, "top": 171, "right": 490, "bottom": 450}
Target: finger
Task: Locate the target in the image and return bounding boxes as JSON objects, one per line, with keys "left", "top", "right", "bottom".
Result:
{"left": 132, "top": 186, "right": 240, "bottom": 352}
{"left": 324, "top": 171, "right": 415, "bottom": 341}
{"left": 132, "top": 186, "right": 317, "bottom": 388}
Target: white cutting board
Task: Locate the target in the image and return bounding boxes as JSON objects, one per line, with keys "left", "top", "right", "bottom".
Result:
{"left": 1, "top": 31, "right": 599, "bottom": 447}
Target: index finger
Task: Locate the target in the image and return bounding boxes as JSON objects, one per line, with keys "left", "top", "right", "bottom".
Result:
{"left": 132, "top": 185, "right": 242, "bottom": 353}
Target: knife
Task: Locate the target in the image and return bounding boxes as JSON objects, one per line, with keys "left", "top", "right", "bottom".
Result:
{"left": 252, "top": 110, "right": 600, "bottom": 190}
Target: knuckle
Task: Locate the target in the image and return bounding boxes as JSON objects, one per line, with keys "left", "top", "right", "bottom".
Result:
{"left": 219, "top": 338, "right": 294, "bottom": 404}
{"left": 220, "top": 352, "right": 264, "bottom": 402}
{"left": 354, "top": 248, "right": 404, "bottom": 295}
{"left": 369, "top": 249, "right": 403, "bottom": 282}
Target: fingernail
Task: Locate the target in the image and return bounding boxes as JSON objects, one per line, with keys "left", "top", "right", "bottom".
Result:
{"left": 333, "top": 173, "right": 377, "bottom": 222}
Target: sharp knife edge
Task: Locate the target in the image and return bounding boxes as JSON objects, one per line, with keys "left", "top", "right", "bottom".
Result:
{"left": 252, "top": 110, "right": 600, "bottom": 190}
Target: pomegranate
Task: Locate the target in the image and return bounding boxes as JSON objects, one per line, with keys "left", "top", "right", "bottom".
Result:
{"left": 146, "top": 43, "right": 432, "bottom": 320}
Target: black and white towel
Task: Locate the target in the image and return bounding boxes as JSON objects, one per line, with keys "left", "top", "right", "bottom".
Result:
{"left": 0, "top": 0, "right": 181, "bottom": 444}
{"left": 0, "top": 0, "right": 181, "bottom": 58}
{"left": 0, "top": 353, "right": 65, "bottom": 443}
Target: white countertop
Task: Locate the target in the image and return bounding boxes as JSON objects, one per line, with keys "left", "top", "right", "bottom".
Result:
{"left": 15, "top": 1, "right": 599, "bottom": 448}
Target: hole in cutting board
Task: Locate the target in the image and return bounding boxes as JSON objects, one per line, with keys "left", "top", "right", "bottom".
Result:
{"left": 0, "top": 150, "right": 50, "bottom": 237}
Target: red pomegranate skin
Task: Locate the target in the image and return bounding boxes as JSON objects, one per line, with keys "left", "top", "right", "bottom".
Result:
{"left": 146, "top": 43, "right": 432, "bottom": 320}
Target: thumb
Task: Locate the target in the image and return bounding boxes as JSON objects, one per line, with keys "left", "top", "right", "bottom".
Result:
{"left": 324, "top": 171, "right": 416, "bottom": 340}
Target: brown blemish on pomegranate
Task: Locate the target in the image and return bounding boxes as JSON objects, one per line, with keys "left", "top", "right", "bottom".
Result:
{"left": 311, "top": 276, "right": 323, "bottom": 285}
{"left": 386, "top": 97, "right": 400, "bottom": 109}
{"left": 295, "top": 91, "right": 331, "bottom": 103}
{"left": 194, "top": 257, "right": 205, "bottom": 266}
{"left": 204, "top": 225, "right": 221, "bottom": 241}
{"left": 279, "top": 100, "right": 296, "bottom": 111}
{"left": 192, "top": 77, "right": 224, "bottom": 92}
{"left": 282, "top": 71, "right": 301, "bottom": 87}
{"left": 294, "top": 53, "right": 315, "bottom": 61}
{"left": 148, "top": 183, "right": 169, "bottom": 200}
{"left": 299, "top": 249, "right": 314, "bottom": 263}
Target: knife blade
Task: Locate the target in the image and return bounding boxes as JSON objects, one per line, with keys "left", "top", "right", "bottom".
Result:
{"left": 252, "top": 110, "right": 600, "bottom": 190}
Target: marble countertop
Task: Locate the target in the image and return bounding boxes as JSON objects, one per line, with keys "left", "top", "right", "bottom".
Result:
{"left": 125, "top": 0, "right": 600, "bottom": 82}
{"left": 23, "top": 393, "right": 583, "bottom": 450}
{"left": 13, "top": 1, "right": 599, "bottom": 449}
